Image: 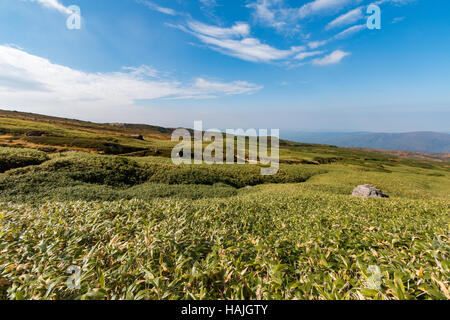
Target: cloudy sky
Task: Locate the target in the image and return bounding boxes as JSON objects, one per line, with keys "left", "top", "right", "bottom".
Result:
{"left": 0, "top": 0, "right": 449, "bottom": 131}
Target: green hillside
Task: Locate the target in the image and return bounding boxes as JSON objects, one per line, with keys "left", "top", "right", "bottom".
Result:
{"left": 0, "top": 110, "right": 448, "bottom": 300}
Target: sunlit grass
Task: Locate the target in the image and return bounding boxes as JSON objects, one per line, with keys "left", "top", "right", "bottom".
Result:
{"left": 0, "top": 113, "right": 448, "bottom": 300}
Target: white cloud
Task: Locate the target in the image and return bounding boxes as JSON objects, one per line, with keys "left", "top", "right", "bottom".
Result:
{"left": 299, "top": 0, "right": 355, "bottom": 18}
{"left": 373, "top": 0, "right": 415, "bottom": 6}
{"left": 306, "top": 21, "right": 366, "bottom": 52}
{"left": 326, "top": 7, "right": 363, "bottom": 29}
{"left": 246, "top": 1, "right": 297, "bottom": 33}
{"left": 312, "top": 50, "right": 350, "bottom": 65}
{"left": 308, "top": 40, "right": 329, "bottom": 49}
{"left": 136, "top": 0, "right": 177, "bottom": 16}
{"left": 172, "top": 20, "right": 304, "bottom": 63}
{"left": 334, "top": 24, "right": 366, "bottom": 39}
{"left": 294, "top": 50, "right": 323, "bottom": 60}
{"left": 246, "top": 1, "right": 297, "bottom": 35}
{"left": 157, "top": 0, "right": 414, "bottom": 66}
{"left": 187, "top": 21, "right": 250, "bottom": 38}
{"left": 0, "top": 45, "right": 262, "bottom": 112}
{"left": 247, "top": 0, "right": 281, "bottom": 28}
{"left": 306, "top": 22, "right": 365, "bottom": 52}
{"left": 246, "top": 0, "right": 360, "bottom": 35}
{"left": 171, "top": 18, "right": 363, "bottom": 65}
{"left": 122, "top": 65, "right": 159, "bottom": 78}
{"left": 192, "top": 78, "right": 261, "bottom": 96}
{"left": 195, "top": 35, "right": 303, "bottom": 62}
{"left": 28, "top": 0, "right": 72, "bottom": 15}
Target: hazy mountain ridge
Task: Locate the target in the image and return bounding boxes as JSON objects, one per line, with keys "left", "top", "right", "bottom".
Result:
{"left": 1, "top": 108, "right": 449, "bottom": 156}
{"left": 284, "top": 131, "right": 450, "bottom": 154}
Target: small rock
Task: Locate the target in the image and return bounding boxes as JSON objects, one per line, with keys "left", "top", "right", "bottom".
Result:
{"left": 352, "top": 185, "right": 389, "bottom": 198}
{"left": 131, "top": 134, "right": 144, "bottom": 141}
{"left": 26, "top": 130, "right": 46, "bottom": 137}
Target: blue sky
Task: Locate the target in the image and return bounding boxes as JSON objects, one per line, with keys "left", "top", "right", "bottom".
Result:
{"left": 0, "top": 0, "right": 449, "bottom": 132}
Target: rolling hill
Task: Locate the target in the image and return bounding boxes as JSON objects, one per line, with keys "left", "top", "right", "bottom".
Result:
{"left": 0, "top": 109, "right": 449, "bottom": 300}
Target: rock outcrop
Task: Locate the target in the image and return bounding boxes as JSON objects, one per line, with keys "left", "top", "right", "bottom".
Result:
{"left": 352, "top": 185, "right": 389, "bottom": 198}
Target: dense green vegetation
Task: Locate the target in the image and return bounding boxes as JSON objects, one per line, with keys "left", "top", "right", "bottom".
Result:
{"left": 0, "top": 111, "right": 448, "bottom": 300}
{"left": 0, "top": 189, "right": 448, "bottom": 300}
{"left": 0, "top": 152, "right": 325, "bottom": 203}
{"left": 0, "top": 147, "right": 49, "bottom": 173}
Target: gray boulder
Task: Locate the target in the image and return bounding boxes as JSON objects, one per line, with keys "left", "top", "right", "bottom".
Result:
{"left": 352, "top": 185, "right": 389, "bottom": 198}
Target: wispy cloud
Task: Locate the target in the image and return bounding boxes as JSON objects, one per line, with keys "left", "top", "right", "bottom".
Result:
{"left": 307, "top": 21, "right": 366, "bottom": 51}
{"left": 187, "top": 20, "right": 250, "bottom": 38}
{"left": 191, "top": 78, "right": 262, "bottom": 96}
{"left": 246, "top": 0, "right": 288, "bottom": 30}
{"left": 326, "top": 7, "right": 364, "bottom": 29}
{"left": 312, "top": 50, "right": 350, "bottom": 65}
{"left": 170, "top": 20, "right": 304, "bottom": 63}
{"left": 298, "top": 0, "right": 356, "bottom": 18}
{"left": 136, "top": 0, "right": 178, "bottom": 16}
{"left": 247, "top": 0, "right": 359, "bottom": 29}
{"left": 0, "top": 45, "right": 262, "bottom": 111}
{"left": 193, "top": 35, "right": 303, "bottom": 63}
{"left": 169, "top": 18, "right": 363, "bottom": 66}
{"left": 143, "top": 0, "right": 414, "bottom": 67}
{"left": 28, "top": 0, "right": 72, "bottom": 15}
{"left": 122, "top": 65, "right": 159, "bottom": 78}
{"left": 373, "top": 0, "right": 415, "bottom": 6}
{"left": 294, "top": 50, "right": 323, "bottom": 61}
{"left": 308, "top": 40, "right": 329, "bottom": 49}
{"left": 334, "top": 24, "right": 366, "bottom": 39}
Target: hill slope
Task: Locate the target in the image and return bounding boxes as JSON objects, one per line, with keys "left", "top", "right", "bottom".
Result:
{"left": 0, "top": 110, "right": 449, "bottom": 300}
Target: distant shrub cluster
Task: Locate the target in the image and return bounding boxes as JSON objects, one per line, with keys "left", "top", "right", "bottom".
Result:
{"left": 0, "top": 152, "right": 325, "bottom": 202}
{"left": 22, "top": 136, "right": 146, "bottom": 154}
{"left": 0, "top": 147, "right": 49, "bottom": 173}
{"left": 146, "top": 163, "right": 324, "bottom": 188}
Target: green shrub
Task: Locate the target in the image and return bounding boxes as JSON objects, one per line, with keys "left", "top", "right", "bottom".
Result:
{"left": 146, "top": 163, "right": 324, "bottom": 188}
{"left": 0, "top": 147, "right": 49, "bottom": 173}
{"left": 22, "top": 136, "right": 146, "bottom": 154}
{"left": 10, "top": 153, "right": 150, "bottom": 187}
{"left": 0, "top": 153, "right": 325, "bottom": 201}
{"left": 0, "top": 151, "right": 322, "bottom": 202}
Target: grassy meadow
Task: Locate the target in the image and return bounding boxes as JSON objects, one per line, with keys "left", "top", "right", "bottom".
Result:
{"left": 0, "top": 110, "right": 448, "bottom": 300}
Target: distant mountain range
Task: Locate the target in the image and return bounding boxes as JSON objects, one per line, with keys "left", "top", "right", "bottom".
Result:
{"left": 282, "top": 131, "right": 450, "bottom": 154}
{"left": 1, "top": 109, "right": 449, "bottom": 154}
